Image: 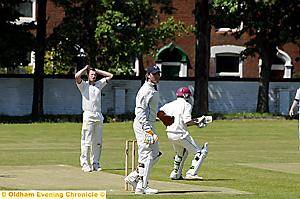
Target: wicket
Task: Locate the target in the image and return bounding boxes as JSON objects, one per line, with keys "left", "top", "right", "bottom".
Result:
{"left": 125, "top": 140, "right": 137, "bottom": 191}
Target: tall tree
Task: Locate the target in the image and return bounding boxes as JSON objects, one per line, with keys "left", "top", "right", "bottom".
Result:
{"left": 193, "top": 0, "right": 210, "bottom": 115}
{"left": 32, "top": 0, "right": 47, "bottom": 118}
{"left": 50, "top": 0, "right": 188, "bottom": 76}
{"left": 0, "top": 0, "right": 34, "bottom": 70}
{"left": 212, "top": 0, "right": 299, "bottom": 113}
{"left": 49, "top": 0, "right": 103, "bottom": 69}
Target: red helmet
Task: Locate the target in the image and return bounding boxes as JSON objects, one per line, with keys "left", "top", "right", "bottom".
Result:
{"left": 176, "top": 87, "right": 192, "bottom": 98}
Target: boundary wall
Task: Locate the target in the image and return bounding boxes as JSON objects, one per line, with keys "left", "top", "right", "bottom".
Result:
{"left": 1, "top": 77, "right": 299, "bottom": 116}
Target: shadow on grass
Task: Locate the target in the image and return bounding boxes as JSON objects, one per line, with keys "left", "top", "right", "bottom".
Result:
{"left": 159, "top": 190, "right": 222, "bottom": 194}
{"left": 171, "top": 178, "right": 235, "bottom": 182}
{"left": 0, "top": 175, "right": 16, "bottom": 178}
{"left": 202, "top": 178, "right": 235, "bottom": 182}
{"left": 102, "top": 168, "right": 125, "bottom": 171}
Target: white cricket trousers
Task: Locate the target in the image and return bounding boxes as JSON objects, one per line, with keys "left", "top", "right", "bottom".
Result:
{"left": 133, "top": 119, "right": 160, "bottom": 187}
{"left": 167, "top": 133, "right": 201, "bottom": 157}
{"left": 80, "top": 120, "right": 103, "bottom": 166}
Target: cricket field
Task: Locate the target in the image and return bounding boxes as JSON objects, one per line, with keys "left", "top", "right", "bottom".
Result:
{"left": 0, "top": 119, "right": 299, "bottom": 199}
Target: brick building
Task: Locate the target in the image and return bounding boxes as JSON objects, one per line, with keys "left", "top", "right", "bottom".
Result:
{"left": 20, "top": 0, "right": 300, "bottom": 79}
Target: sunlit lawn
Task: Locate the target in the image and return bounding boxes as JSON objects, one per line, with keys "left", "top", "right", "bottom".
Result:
{"left": 0, "top": 119, "right": 300, "bottom": 199}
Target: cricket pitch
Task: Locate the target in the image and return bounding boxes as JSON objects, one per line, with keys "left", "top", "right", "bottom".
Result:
{"left": 0, "top": 165, "right": 250, "bottom": 196}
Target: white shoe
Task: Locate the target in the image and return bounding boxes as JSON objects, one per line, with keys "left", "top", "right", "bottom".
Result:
{"left": 92, "top": 163, "right": 102, "bottom": 171}
{"left": 82, "top": 164, "right": 92, "bottom": 172}
{"left": 185, "top": 173, "right": 203, "bottom": 180}
{"left": 170, "top": 170, "right": 183, "bottom": 180}
{"left": 134, "top": 180, "right": 158, "bottom": 195}
{"left": 144, "top": 186, "right": 159, "bottom": 194}
{"left": 134, "top": 180, "right": 144, "bottom": 195}
{"left": 135, "top": 186, "right": 158, "bottom": 195}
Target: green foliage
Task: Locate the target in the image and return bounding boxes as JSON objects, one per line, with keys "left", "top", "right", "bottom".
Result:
{"left": 44, "top": 47, "right": 76, "bottom": 75}
{"left": 211, "top": 0, "right": 299, "bottom": 113}
{"left": 211, "top": 0, "right": 299, "bottom": 57}
{"left": 50, "top": 0, "right": 190, "bottom": 75}
{"left": 22, "top": 65, "right": 34, "bottom": 74}
{"left": 0, "top": 0, "right": 34, "bottom": 69}
{"left": 212, "top": 112, "right": 282, "bottom": 120}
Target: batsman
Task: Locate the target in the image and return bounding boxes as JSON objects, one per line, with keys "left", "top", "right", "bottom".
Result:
{"left": 124, "top": 65, "right": 162, "bottom": 194}
{"left": 158, "top": 87, "right": 211, "bottom": 180}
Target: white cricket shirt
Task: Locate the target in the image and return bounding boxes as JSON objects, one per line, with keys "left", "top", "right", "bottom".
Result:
{"left": 135, "top": 81, "right": 159, "bottom": 127}
{"left": 76, "top": 78, "right": 107, "bottom": 121}
{"left": 160, "top": 98, "right": 192, "bottom": 139}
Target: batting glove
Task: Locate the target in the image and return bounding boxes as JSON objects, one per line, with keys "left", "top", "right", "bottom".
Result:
{"left": 143, "top": 125, "right": 158, "bottom": 144}
{"left": 193, "top": 116, "right": 213, "bottom": 128}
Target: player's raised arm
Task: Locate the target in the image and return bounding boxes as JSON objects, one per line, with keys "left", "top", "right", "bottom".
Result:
{"left": 95, "top": 69, "right": 113, "bottom": 82}
{"left": 75, "top": 65, "right": 89, "bottom": 84}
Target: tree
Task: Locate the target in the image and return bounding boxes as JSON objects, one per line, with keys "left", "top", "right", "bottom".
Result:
{"left": 193, "top": 0, "right": 210, "bottom": 116}
{"left": 32, "top": 0, "right": 47, "bottom": 118}
{"left": 212, "top": 0, "right": 299, "bottom": 113}
{"left": 49, "top": 0, "right": 102, "bottom": 70}
{"left": 50, "top": 0, "right": 189, "bottom": 76}
{"left": 95, "top": 8, "right": 188, "bottom": 72}
{"left": 0, "top": 0, "right": 34, "bottom": 70}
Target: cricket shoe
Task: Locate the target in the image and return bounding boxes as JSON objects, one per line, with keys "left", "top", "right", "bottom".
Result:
{"left": 184, "top": 173, "right": 203, "bottom": 180}
{"left": 144, "top": 186, "right": 159, "bottom": 194}
{"left": 92, "top": 163, "right": 102, "bottom": 171}
{"left": 135, "top": 186, "right": 159, "bottom": 195}
{"left": 135, "top": 180, "right": 158, "bottom": 195}
{"left": 169, "top": 170, "right": 183, "bottom": 180}
{"left": 82, "top": 164, "right": 92, "bottom": 172}
{"left": 124, "top": 170, "right": 138, "bottom": 189}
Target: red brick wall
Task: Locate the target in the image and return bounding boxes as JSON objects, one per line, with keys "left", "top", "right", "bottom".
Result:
{"left": 46, "top": 1, "right": 64, "bottom": 36}
{"left": 44, "top": 0, "right": 299, "bottom": 78}
{"left": 34, "top": 1, "right": 64, "bottom": 36}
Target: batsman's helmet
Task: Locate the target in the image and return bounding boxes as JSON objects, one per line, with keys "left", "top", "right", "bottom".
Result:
{"left": 176, "top": 87, "right": 192, "bottom": 99}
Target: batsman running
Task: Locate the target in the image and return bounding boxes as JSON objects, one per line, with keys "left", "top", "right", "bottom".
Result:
{"left": 75, "top": 65, "right": 113, "bottom": 172}
{"left": 124, "top": 65, "right": 162, "bottom": 195}
{"left": 158, "top": 87, "right": 211, "bottom": 180}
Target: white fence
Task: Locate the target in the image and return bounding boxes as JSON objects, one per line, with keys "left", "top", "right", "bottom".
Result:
{"left": 0, "top": 77, "right": 299, "bottom": 116}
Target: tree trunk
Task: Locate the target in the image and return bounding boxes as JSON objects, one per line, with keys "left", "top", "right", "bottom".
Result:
{"left": 138, "top": 54, "right": 145, "bottom": 86}
{"left": 256, "top": 43, "right": 276, "bottom": 113}
{"left": 193, "top": 0, "right": 210, "bottom": 116}
{"left": 32, "top": 0, "right": 47, "bottom": 118}
{"left": 84, "top": 0, "right": 97, "bottom": 68}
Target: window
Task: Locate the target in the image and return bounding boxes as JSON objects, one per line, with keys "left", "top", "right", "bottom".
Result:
{"left": 211, "top": 45, "right": 245, "bottom": 77}
{"left": 160, "top": 62, "right": 181, "bottom": 78}
{"left": 155, "top": 43, "right": 189, "bottom": 77}
{"left": 15, "top": 0, "right": 36, "bottom": 24}
{"left": 216, "top": 54, "right": 239, "bottom": 73}
{"left": 271, "top": 56, "right": 285, "bottom": 70}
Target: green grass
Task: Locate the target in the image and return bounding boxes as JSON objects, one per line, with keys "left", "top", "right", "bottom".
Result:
{"left": 0, "top": 120, "right": 300, "bottom": 199}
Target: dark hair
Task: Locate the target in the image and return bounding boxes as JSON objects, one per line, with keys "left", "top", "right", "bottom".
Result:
{"left": 87, "top": 67, "right": 96, "bottom": 75}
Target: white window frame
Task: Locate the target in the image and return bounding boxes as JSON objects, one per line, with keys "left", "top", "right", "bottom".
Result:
{"left": 215, "top": 22, "right": 243, "bottom": 33}
{"left": 156, "top": 62, "right": 187, "bottom": 77}
{"left": 258, "top": 47, "right": 293, "bottom": 78}
{"left": 211, "top": 45, "right": 246, "bottom": 78}
{"left": 15, "top": 0, "right": 36, "bottom": 24}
